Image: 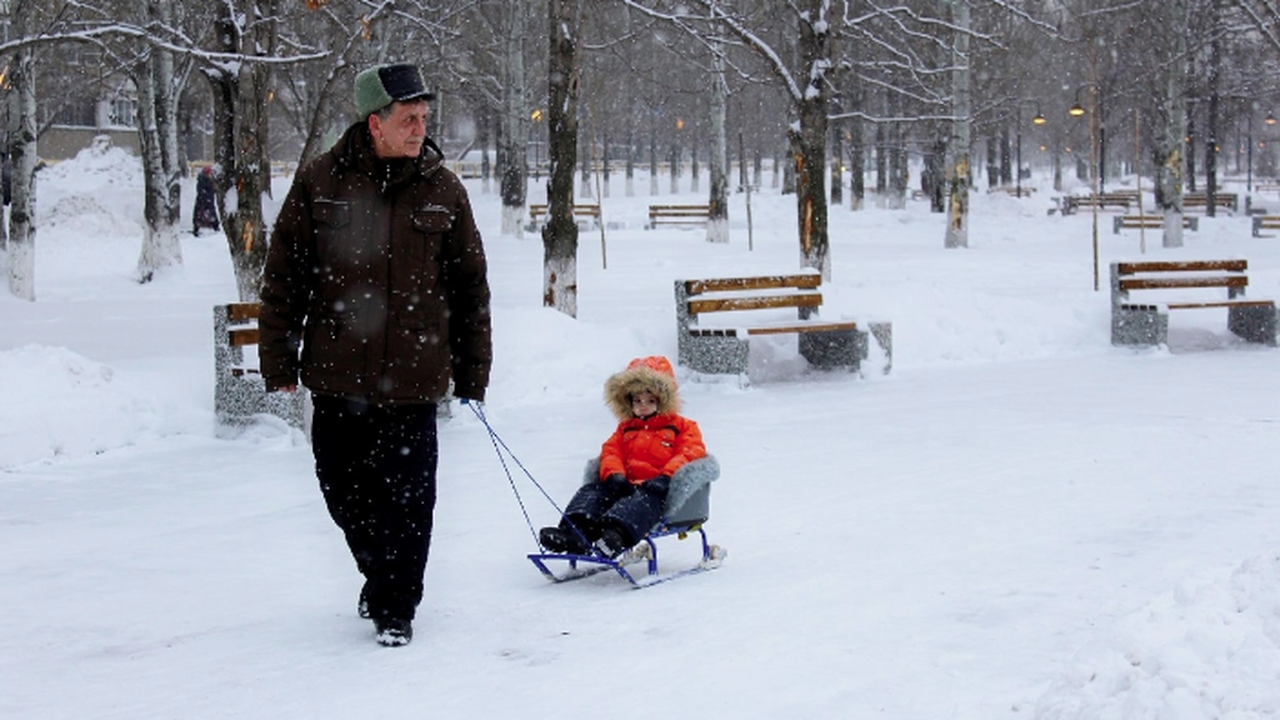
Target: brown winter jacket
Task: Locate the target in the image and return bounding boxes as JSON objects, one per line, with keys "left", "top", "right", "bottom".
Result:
{"left": 259, "top": 121, "right": 491, "bottom": 404}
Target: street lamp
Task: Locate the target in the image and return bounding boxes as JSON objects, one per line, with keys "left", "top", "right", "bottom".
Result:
{"left": 1249, "top": 109, "right": 1277, "bottom": 193}
{"left": 1015, "top": 106, "right": 1046, "bottom": 198}
{"left": 1068, "top": 86, "right": 1106, "bottom": 192}
{"left": 530, "top": 108, "right": 544, "bottom": 180}
{"left": 1067, "top": 82, "right": 1103, "bottom": 290}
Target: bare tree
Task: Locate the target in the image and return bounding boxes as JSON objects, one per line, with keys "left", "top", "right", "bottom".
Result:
{"left": 543, "top": 0, "right": 581, "bottom": 317}
{"left": 945, "top": 0, "right": 973, "bottom": 249}
{"left": 499, "top": 0, "right": 530, "bottom": 237}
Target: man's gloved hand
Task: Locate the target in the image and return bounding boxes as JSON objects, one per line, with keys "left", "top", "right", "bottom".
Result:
{"left": 641, "top": 474, "right": 671, "bottom": 498}
{"left": 602, "top": 473, "right": 631, "bottom": 494}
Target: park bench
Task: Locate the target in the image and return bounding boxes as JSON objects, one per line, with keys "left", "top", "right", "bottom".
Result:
{"left": 1255, "top": 183, "right": 1280, "bottom": 195}
{"left": 1109, "top": 260, "right": 1277, "bottom": 347}
{"left": 1252, "top": 215, "right": 1280, "bottom": 237}
{"left": 1183, "top": 192, "right": 1239, "bottom": 213}
{"left": 674, "top": 273, "right": 891, "bottom": 377}
{"left": 1059, "top": 193, "right": 1133, "bottom": 215}
{"left": 527, "top": 203, "right": 601, "bottom": 230}
{"left": 1112, "top": 215, "right": 1199, "bottom": 234}
{"left": 647, "top": 204, "right": 711, "bottom": 229}
{"left": 986, "top": 186, "right": 1035, "bottom": 197}
{"left": 214, "top": 302, "right": 307, "bottom": 432}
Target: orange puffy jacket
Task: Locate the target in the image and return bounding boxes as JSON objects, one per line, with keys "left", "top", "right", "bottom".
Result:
{"left": 598, "top": 413, "right": 706, "bottom": 484}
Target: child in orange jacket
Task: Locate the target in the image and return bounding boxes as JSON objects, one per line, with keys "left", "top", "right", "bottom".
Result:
{"left": 539, "top": 356, "right": 707, "bottom": 557}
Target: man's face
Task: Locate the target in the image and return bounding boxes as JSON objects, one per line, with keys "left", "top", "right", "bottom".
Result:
{"left": 369, "top": 99, "right": 429, "bottom": 159}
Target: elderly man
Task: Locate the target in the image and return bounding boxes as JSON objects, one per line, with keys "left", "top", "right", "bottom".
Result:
{"left": 259, "top": 63, "right": 492, "bottom": 647}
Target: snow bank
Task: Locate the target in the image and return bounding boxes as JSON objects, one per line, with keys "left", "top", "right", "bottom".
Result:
{"left": 1035, "top": 553, "right": 1280, "bottom": 719}
{"left": 0, "top": 345, "right": 164, "bottom": 468}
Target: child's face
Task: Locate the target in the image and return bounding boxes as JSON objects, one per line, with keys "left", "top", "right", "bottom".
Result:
{"left": 630, "top": 391, "right": 659, "bottom": 417}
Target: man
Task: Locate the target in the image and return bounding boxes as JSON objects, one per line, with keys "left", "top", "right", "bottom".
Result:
{"left": 259, "top": 63, "right": 491, "bottom": 647}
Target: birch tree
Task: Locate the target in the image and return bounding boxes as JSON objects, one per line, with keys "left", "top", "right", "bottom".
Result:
{"left": 6, "top": 42, "right": 36, "bottom": 300}
{"left": 132, "top": 0, "right": 184, "bottom": 283}
{"left": 4, "top": 0, "right": 44, "bottom": 300}
{"left": 944, "top": 0, "right": 972, "bottom": 249}
{"left": 1156, "top": 0, "right": 1189, "bottom": 248}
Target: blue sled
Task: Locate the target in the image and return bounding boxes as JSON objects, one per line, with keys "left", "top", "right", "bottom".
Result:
{"left": 529, "top": 455, "right": 724, "bottom": 588}
{"left": 528, "top": 521, "right": 726, "bottom": 588}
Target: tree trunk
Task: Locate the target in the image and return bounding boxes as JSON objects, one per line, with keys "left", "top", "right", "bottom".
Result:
{"left": 5, "top": 46, "right": 36, "bottom": 301}
{"left": 830, "top": 116, "right": 844, "bottom": 207}
{"left": 542, "top": 0, "right": 581, "bottom": 318}
{"left": 135, "top": 2, "right": 184, "bottom": 284}
{"left": 134, "top": 48, "right": 182, "bottom": 283}
{"left": 944, "top": 0, "right": 972, "bottom": 249}
{"left": 209, "top": 0, "right": 275, "bottom": 301}
{"left": 1205, "top": 2, "right": 1221, "bottom": 218}
{"left": 1157, "top": 0, "right": 1188, "bottom": 249}
{"left": 707, "top": 44, "right": 729, "bottom": 244}
{"left": 848, "top": 116, "right": 864, "bottom": 210}
{"left": 790, "top": 0, "right": 831, "bottom": 277}
{"left": 499, "top": 0, "right": 529, "bottom": 237}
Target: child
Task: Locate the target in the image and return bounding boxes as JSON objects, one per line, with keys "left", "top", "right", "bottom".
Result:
{"left": 539, "top": 355, "right": 707, "bottom": 558}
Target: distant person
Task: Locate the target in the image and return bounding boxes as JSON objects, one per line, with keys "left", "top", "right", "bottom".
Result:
{"left": 539, "top": 356, "right": 707, "bottom": 558}
{"left": 258, "top": 63, "right": 492, "bottom": 647}
{"left": 192, "top": 166, "right": 219, "bottom": 234}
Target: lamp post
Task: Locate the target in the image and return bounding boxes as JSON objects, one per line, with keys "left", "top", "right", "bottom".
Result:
{"left": 1069, "top": 82, "right": 1102, "bottom": 290}
{"left": 1016, "top": 106, "right": 1046, "bottom": 199}
{"left": 530, "top": 108, "right": 544, "bottom": 180}
{"left": 1248, "top": 110, "right": 1277, "bottom": 193}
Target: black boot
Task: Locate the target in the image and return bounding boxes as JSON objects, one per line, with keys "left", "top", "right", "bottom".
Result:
{"left": 595, "top": 526, "right": 632, "bottom": 559}
{"left": 539, "top": 526, "right": 590, "bottom": 554}
{"left": 375, "top": 617, "right": 413, "bottom": 647}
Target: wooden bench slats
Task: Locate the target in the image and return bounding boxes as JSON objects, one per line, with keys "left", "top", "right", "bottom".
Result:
{"left": 746, "top": 321, "right": 858, "bottom": 336}
{"left": 689, "top": 321, "right": 858, "bottom": 338}
{"left": 688, "top": 294, "right": 822, "bottom": 314}
{"left": 1164, "top": 300, "right": 1275, "bottom": 310}
{"left": 1116, "top": 260, "right": 1246, "bottom": 274}
{"left": 685, "top": 274, "right": 821, "bottom": 295}
{"left": 648, "top": 204, "right": 712, "bottom": 227}
{"left": 227, "top": 302, "right": 260, "bottom": 322}
{"left": 228, "top": 327, "right": 261, "bottom": 346}
{"left": 1119, "top": 276, "right": 1248, "bottom": 291}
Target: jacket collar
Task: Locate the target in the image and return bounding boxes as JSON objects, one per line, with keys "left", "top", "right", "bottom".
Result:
{"left": 331, "top": 121, "right": 444, "bottom": 185}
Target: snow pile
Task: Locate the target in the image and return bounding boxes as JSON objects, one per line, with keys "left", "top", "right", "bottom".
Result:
{"left": 37, "top": 143, "right": 144, "bottom": 237}
{"left": 1035, "top": 553, "right": 1280, "bottom": 719}
{"left": 39, "top": 140, "right": 145, "bottom": 188}
{"left": 0, "top": 344, "right": 164, "bottom": 468}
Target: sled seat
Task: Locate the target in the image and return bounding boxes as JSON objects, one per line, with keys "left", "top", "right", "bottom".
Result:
{"left": 528, "top": 455, "right": 724, "bottom": 587}
{"left": 580, "top": 455, "right": 717, "bottom": 529}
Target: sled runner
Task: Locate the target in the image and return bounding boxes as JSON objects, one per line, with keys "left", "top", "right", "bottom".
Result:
{"left": 528, "top": 456, "right": 726, "bottom": 588}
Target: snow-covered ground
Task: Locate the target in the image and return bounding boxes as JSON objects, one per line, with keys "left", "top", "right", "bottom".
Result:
{"left": 2, "top": 145, "right": 1279, "bottom": 719}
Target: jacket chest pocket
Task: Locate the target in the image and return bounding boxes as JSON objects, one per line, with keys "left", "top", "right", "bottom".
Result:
{"left": 401, "top": 207, "right": 451, "bottom": 269}
{"left": 313, "top": 199, "right": 351, "bottom": 229}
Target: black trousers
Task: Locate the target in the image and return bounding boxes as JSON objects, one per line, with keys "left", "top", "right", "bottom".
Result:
{"left": 561, "top": 480, "right": 666, "bottom": 547}
{"left": 311, "top": 395, "right": 438, "bottom": 622}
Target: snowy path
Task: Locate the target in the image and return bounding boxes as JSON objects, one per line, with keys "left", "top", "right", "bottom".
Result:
{"left": 4, "top": 350, "right": 1278, "bottom": 719}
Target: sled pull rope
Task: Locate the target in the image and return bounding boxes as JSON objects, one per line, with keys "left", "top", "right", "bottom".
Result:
{"left": 467, "top": 402, "right": 594, "bottom": 553}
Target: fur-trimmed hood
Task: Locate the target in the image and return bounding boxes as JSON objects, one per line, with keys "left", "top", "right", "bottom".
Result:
{"left": 604, "top": 356, "right": 681, "bottom": 421}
